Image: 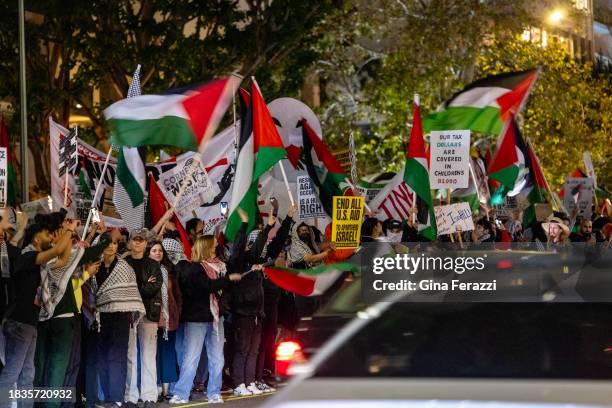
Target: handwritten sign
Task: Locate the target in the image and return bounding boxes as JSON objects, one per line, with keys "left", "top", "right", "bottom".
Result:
{"left": 564, "top": 177, "right": 594, "bottom": 218}
{"left": 297, "top": 175, "right": 326, "bottom": 220}
{"left": 331, "top": 196, "right": 364, "bottom": 249}
{"left": 429, "top": 130, "right": 470, "bottom": 189}
{"left": 434, "top": 202, "right": 475, "bottom": 235}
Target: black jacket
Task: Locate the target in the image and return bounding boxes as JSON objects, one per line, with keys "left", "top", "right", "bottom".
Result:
{"left": 262, "top": 216, "right": 294, "bottom": 302}
{"left": 230, "top": 222, "right": 269, "bottom": 318}
{"left": 178, "top": 262, "right": 231, "bottom": 322}
{"left": 125, "top": 256, "right": 163, "bottom": 322}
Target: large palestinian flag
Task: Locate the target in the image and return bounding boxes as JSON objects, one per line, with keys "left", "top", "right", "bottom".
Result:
{"left": 105, "top": 76, "right": 240, "bottom": 151}
{"left": 301, "top": 120, "right": 352, "bottom": 216}
{"left": 224, "top": 80, "right": 286, "bottom": 242}
{"left": 424, "top": 69, "right": 539, "bottom": 135}
{"left": 405, "top": 96, "right": 436, "bottom": 240}
{"left": 264, "top": 262, "right": 358, "bottom": 297}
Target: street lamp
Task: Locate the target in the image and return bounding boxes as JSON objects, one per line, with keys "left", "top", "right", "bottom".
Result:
{"left": 548, "top": 9, "right": 564, "bottom": 25}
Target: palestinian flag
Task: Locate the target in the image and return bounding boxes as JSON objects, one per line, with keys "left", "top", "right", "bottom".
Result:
{"left": 301, "top": 120, "right": 353, "bottom": 216}
{"left": 264, "top": 262, "right": 358, "bottom": 297}
{"left": 148, "top": 173, "right": 192, "bottom": 259}
{"left": 105, "top": 76, "right": 240, "bottom": 152}
{"left": 0, "top": 117, "right": 17, "bottom": 206}
{"left": 522, "top": 142, "right": 548, "bottom": 227}
{"left": 78, "top": 168, "right": 93, "bottom": 200}
{"left": 113, "top": 146, "right": 147, "bottom": 231}
{"left": 487, "top": 119, "right": 529, "bottom": 205}
{"left": 224, "top": 80, "right": 286, "bottom": 242}
{"left": 424, "top": 69, "right": 539, "bottom": 135}
{"left": 405, "top": 96, "right": 436, "bottom": 240}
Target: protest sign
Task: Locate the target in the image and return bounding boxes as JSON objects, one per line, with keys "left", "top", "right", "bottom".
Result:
{"left": 21, "top": 197, "right": 54, "bottom": 220}
{"left": 583, "top": 151, "right": 597, "bottom": 189}
{"left": 0, "top": 147, "right": 6, "bottom": 207}
{"left": 535, "top": 203, "right": 553, "bottom": 222}
{"left": 434, "top": 202, "right": 474, "bottom": 236}
{"left": 331, "top": 196, "right": 364, "bottom": 249}
{"left": 297, "top": 175, "right": 326, "bottom": 220}
{"left": 429, "top": 130, "right": 470, "bottom": 189}
{"left": 158, "top": 157, "right": 219, "bottom": 225}
{"left": 564, "top": 177, "right": 594, "bottom": 218}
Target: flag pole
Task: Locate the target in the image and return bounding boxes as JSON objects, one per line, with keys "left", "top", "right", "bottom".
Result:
{"left": 343, "top": 177, "right": 372, "bottom": 212}
{"left": 80, "top": 145, "right": 114, "bottom": 240}
{"left": 526, "top": 138, "right": 565, "bottom": 215}
{"left": 278, "top": 160, "right": 295, "bottom": 206}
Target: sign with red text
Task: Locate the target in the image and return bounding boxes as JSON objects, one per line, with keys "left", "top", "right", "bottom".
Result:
{"left": 429, "top": 130, "right": 470, "bottom": 189}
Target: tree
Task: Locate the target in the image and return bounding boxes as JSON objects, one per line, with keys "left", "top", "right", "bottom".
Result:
{"left": 478, "top": 38, "right": 612, "bottom": 192}
{"left": 0, "top": 0, "right": 338, "bottom": 197}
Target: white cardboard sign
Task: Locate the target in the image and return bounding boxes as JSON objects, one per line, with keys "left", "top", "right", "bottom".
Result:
{"left": 429, "top": 130, "right": 470, "bottom": 189}
{"left": 434, "top": 202, "right": 475, "bottom": 235}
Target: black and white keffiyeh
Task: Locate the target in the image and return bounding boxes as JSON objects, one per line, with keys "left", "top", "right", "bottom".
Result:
{"left": 1, "top": 241, "right": 9, "bottom": 278}
{"left": 162, "top": 238, "right": 187, "bottom": 265}
{"left": 95, "top": 258, "right": 145, "bottom": 316}
{"left": 160, "top": 264, "right": 170, "bottom": 340}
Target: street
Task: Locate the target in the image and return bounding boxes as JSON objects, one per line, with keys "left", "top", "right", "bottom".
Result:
{"left": 157, "top": 391, "right": 275, "bottom": 407}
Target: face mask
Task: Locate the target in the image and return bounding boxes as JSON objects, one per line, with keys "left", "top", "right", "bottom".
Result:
{"left": 298, "top": 233, "right": 310, "bottom": 242}
{"left": 386, "top": 231, "right": 402, "bottom": 243}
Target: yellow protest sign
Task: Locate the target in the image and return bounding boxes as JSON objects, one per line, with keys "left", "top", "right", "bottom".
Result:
{"left": 331, "top": 196, "right": 365, "bottom": 249}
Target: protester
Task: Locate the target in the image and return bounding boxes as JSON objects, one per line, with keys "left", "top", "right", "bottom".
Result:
{"left": 124, "top": 228, "right": 163, "bottom": 407}
{"left": 381, "top": 219, "right": 403, "bottom": 242}
{"left": 147, "top": 241, "right": 180, "bottom": 401}
{"left": 570, "top": 218, "right": 604, "bottom": 243}
{"left": 0, "top": 214, "right": 77, "bottom": 408}
{"left": 360, "top": 218, "right": 382, "bottom": 243}
{"left": 287, "top": 222, "right": 336, "bottom": 318}
{"left": 230, "top": 208, "right": 274, "bottom": 397}
{"left": 171, "top": 235, "right": 242, "bottom": 404}
{"left": 0, "top": 211, "right": 26, "bottom": 320}
{"left": 95, "top": 233, "right": 145, "bottom": 407}
{"left": 186, "top": 218, "right": 204, "bottom": 245}
{"left": 255, "top": 204, "right": 297, "bottom": 391}
{"left": 542, "top": 216, "right": 570, "bottom": 248}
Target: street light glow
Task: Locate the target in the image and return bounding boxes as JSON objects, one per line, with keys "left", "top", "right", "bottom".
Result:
{"left": 548, "top": 9, "right": 564, "bottom": 25}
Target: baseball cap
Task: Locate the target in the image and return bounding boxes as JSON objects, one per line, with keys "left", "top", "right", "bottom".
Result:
{"left": 388, "top": 220, "right": 403, "bottom": 231}
{"left": 129, "top": 228, "right": 150, "bottom": 241}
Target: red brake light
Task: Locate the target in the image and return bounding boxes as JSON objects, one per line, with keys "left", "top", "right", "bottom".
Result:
{"left": 276, "top": 340, "right": 302, "bottom": 361}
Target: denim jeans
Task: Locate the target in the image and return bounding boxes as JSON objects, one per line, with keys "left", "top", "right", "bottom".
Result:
{"left": 173, "top": 319, "right": 224, "bottom": 401}
{"left": 0, "top": 319, "right": 37, "bottom": 408}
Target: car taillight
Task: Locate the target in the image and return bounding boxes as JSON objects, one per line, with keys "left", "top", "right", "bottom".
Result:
{"left": 275, "top": 340, "right": 306, "bottom": 377}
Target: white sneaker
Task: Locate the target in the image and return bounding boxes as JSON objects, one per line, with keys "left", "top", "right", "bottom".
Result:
{"left": 256, "top": 381, "right": 276, "bottom": 393}
{"left": 208, "top": 395, "right": 224, "bottom": 404}
{"left": 233, "top": 383, "right": 253, "bottom": 396}
{"left": 247, "top": 382, "right": 264, "bottom": 395}
{"left": 169, "top": 395, "right": 188, "bottom": 404}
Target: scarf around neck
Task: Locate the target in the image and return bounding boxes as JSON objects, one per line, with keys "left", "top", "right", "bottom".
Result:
{"left": 201, "top": 257, "right": 226, "bottom": 334}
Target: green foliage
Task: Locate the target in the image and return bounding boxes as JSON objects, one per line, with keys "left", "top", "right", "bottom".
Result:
{"left": 0, "top": 0, "right": 338, "bottom": 193}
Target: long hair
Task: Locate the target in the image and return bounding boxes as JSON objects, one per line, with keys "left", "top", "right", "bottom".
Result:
{"left": 146, "top": 240, "right": 174, "bottom": 272}
{"left": 192, "top": 235, "right": 215, "bottom": 263}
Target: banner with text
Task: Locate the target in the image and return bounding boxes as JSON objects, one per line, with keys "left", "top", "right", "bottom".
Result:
{"left": 331, "top": 196, "right": 365, "bottom": 249}
{"left": 0, "top": 148, "right": 6, "bottom": 207}
{"left": 429, "top": 130, "right": 470, "bottom": 189}
{"left": 157, "top": 157, "right": 219, "bottom": 225}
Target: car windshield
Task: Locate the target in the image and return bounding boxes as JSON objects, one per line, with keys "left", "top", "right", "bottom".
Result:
{"left": 314, "top": 303, "right": 612, "bottom": 379}
{"left": 317, "top": 277, "right": 367, "bottom": 316}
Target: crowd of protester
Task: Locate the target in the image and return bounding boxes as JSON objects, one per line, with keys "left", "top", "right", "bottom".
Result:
{"left": 0, "top": 198, "right": 610, "bottom": 407}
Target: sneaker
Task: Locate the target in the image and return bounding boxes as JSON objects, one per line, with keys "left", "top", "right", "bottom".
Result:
{"left": 143, "top": 402, "right": 156, "bottom": 408}
{"left": 208, "top": 395, "right": 224, "bottom": 404}
{"left": 169, "top": 395, "right": 188, "bottom": 404}
{"left": 247, "top": 382, "right": 264, "bottom": 395}
{"left": 256, "top": 381, "right": 276, "bottom": 393}
{"left": 233, "top": 383, "right": 253, "bottom": 396}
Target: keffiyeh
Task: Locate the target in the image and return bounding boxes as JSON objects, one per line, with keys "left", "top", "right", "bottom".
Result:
{"left": 162, "top": 238, "right": 187, "bottom": 265}
{"left": 160, "top": 264, "right": 170, "bottom": 340}
{"left": 288, "top": 224, "right": 319, "bottom": 267}
{"left": 96, "top": 258, "right": 145, "bottom": 317}
{"left": 200, "top": 258, "right": 227, "bottom": 336}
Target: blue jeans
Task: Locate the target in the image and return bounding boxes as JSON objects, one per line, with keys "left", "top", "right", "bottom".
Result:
{"left": 173, "top": 320, "right": 224, "bottom": 401}
{"left": 0, "top": 319, "right": 37, "bottom": 408}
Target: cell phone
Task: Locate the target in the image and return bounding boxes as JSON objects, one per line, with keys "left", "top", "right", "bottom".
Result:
{"left": 220, "top": 202, "right": 228, "bottom": 217}
{"left": 270, "top": 197, "right": 279, "bottom": 217}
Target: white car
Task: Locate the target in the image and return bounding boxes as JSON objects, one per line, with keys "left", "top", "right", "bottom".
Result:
{"left": 267, "top": 291, "right": 612, "bottom": 407}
